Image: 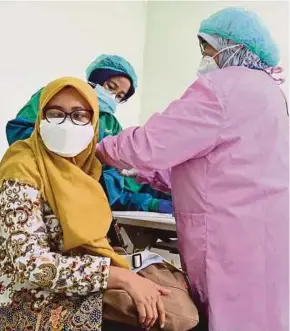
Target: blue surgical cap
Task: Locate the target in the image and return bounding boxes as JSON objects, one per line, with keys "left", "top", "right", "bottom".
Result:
{"left": 199, "top": 7, "right": 280, "bottom": 66}
{"left": 86, "top": 54, "right": 138, "bottom": 90}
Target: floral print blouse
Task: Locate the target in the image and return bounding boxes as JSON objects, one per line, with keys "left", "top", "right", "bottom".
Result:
{"left": 0, "top": 180, "right": 110, "bottom": 330}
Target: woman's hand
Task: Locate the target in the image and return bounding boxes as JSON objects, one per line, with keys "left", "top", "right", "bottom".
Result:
{"left": 125, "top": 272, "right": 170, "bottom": 329}
{"left": 108, "top": 266, "right": 170, "bottom": 329}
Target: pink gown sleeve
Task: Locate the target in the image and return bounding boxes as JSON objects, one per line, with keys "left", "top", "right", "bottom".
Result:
{"left": 136, "top": 169, "right": 172, "bottom": 193}
{"left": 96, "top": 76, "right": 225, "bottom": 173}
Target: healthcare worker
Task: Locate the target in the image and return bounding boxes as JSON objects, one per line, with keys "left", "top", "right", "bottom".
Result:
{"left": 96, "top": 8, "right": 289, "bottom": 331}
{"left": 5, "top": 54, "right": 172, "bottom": 214}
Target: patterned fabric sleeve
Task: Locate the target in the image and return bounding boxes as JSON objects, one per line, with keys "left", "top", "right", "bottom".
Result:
{"left": 0, "top": 180, "right": 110, "bottom": 297}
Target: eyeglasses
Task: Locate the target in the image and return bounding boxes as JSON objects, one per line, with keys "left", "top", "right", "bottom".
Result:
{"left": 199, "top": 40, "right": 208, "bottom": 55}
{"left": 43, "top": 107, "right": 93, "bottom": 126}
{"left": 88, "top": 81, "right": 128, "bottom": 104}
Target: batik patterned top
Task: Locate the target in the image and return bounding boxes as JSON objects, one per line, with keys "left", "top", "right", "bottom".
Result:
{"left": 0, "top": 180, "right": 110, "bottom": 331}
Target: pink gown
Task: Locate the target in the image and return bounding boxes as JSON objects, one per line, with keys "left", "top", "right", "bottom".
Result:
{"left": 97, "top": 66, "right": 289, "bottom": 331}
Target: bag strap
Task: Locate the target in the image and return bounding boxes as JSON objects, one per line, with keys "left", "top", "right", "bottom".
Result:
{"left": 122, "top": 250, "right": 182, "bottom": 273}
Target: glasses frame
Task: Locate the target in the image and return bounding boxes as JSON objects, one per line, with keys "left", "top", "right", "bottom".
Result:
{"left": 199, "top": 40, "right": 208, "bottom": 56}
{"left": 43, "top": 108, "right": 94, "bottom": 126}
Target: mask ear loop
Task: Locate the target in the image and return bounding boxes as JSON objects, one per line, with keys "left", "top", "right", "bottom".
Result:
{"left": 203, "top": 44, "right": 241, "bottom": 61}
{"left": 220, "top": 45, "right": 244, "bottom": 68}
{"left": 201, "top": 44, "right": 242, "bottom": 69}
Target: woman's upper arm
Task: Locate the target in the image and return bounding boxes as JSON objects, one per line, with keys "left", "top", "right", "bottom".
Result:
{"left": 0, "top": 180, "right": 110, "bottom": 296}
{"left": 97, "top": 76, "right": 225, "bottom": 171}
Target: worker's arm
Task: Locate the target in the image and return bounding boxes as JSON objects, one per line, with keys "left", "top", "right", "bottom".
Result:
{"left": 121, "top": 168, "right": 172, "bottom": 193}
{"left": 96, "top": 76, "right": 225, "bottom": 171}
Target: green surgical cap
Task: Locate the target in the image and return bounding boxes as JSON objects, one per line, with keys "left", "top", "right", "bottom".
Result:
{"left": 86, "top": 54, "right": 138, "bottom": 89}
{"left": 199, "top": 7, "right": 280, "bottom": 66}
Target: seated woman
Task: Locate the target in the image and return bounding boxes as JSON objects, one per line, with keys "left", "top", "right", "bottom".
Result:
{"left": 0, "top": 77, "right": 169, "bottom": 331}
{"left": 5, "top": 54, "right": 172, "bottom": 214}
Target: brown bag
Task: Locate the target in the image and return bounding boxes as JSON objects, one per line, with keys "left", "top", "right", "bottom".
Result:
{"left": 103, "top": 263, "right": 199, "bottom": 331}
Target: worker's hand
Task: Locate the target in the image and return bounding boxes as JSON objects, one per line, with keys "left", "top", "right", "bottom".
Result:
{"left": 108, "top": 266, "right": 170, "bottom": 329}
{"left": 120, "top": 168, "right": 138, "bottom": 178}
{"left": 158, "top": 200, "right": 173, "bottom": 214}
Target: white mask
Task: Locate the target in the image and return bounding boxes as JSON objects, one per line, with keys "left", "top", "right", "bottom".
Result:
{"left": 40, "top": 119, "right": 94, "bottom": 157}
{"left": 197, "top": 44, "right": 242, "bottom": 76}
{"left": 197, "top": 56, "right": 219, "bottom": 76}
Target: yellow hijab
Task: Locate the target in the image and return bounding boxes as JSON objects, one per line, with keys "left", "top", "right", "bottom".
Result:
{"left": 0, "top": 77, "right": 129, "bottom": 269}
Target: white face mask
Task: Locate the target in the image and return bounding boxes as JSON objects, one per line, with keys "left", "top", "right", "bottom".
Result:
{"left": 197, "top": 44, "right": 242, "bottom": 76}
{"left": 197, "top": 56, "right": 219, "bottom": 76}
{"left": 40, "top": 119, "right": 94, "bottom": 157}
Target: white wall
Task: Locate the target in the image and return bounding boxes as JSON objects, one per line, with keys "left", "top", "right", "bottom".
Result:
{"left": 140, "top": 1, "right": 289, "bottom": 123}
{"left": 0, "top": 1, "right": 147, "bottom": 158}
{"left": 0, "top": 1, "right": 288, "bottom": 158}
